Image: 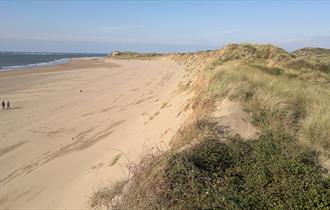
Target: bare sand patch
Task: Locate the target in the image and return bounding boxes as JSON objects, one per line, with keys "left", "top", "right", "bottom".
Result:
{"left": 213, "top": 98, "right": 257, "bottom": 139}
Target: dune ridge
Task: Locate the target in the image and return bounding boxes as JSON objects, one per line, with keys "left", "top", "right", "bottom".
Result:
{"left": 99, "top": 44, "right": 330, "bottom": 209}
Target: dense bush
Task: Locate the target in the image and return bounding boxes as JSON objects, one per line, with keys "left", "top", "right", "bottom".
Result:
{"left": 162, "top": 130, "right": 330, "bottom": 210}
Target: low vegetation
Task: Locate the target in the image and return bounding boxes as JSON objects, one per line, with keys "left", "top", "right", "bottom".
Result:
{"left": 93, "top": 44, "right": 330, "bottom": 209}
{"left": 160, "top": 130, "right": 329, "bottom": 209}
{"left": 107, "top": 51, "right": 162, "bottom": 60}
{"left": 90, "top": 180, "right": 127, "bottom": 209}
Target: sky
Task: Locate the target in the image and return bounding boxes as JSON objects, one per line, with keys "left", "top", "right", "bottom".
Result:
{"left": 0, "top": 0, "right": 330, "bottom": 53}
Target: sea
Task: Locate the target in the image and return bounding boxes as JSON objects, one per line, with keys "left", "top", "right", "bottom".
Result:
{"left": 0, "top": 52, "right": 107, "bottom": 71}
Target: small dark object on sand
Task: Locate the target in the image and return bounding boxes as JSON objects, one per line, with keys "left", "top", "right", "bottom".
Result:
{"left": 80, "top": 90, "right": 83, "bottom": 92}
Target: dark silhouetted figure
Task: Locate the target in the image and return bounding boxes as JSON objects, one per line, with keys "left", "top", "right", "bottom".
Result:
{"left": 6, "top": 100, "right": 10, "bottom": 110}
{"left": 1, "top": 101, "right": 5, "bottom": 110}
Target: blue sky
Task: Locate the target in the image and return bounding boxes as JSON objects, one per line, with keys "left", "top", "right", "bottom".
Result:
{"left": 0, "top": 0, "right": 330, "bottom": 53}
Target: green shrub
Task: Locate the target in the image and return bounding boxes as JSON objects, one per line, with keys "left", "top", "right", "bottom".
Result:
{"left": 162, "top": 130, "right": 330, "bottom": 210}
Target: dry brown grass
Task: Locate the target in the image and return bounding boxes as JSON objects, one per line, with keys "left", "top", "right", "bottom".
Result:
{"left": 90, "top": 179, "right": 128, "bottom": 210}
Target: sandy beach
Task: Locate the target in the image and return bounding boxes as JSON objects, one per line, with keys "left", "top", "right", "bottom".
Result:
{"left": 0, "top": 57, "right": 191, "bottom": 208}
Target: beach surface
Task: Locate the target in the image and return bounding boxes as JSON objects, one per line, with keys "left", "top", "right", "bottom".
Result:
{"left": 0, "top": 58, "right": 190, "bottom": 208}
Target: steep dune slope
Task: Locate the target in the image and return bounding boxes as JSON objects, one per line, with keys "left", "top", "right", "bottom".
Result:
{"left": 102, "top": 44, "right": 330, "bottom": 209}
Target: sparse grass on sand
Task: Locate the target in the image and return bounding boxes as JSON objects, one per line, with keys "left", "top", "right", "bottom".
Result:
{"left": 207, "top": 60, "right": 330, "bottom": 155}
{"left": 91, "top": 44, "right": 330, "bottom": 209}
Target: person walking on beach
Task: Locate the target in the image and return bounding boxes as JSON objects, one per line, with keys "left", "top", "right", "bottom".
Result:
{"left": 6, "top": 100, "right": 10, "bottom": 110}
{"left": 1, "top": 101, "right": 5, "bottom": 110}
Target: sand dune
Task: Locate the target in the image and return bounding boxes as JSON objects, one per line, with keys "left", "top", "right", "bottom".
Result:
{"left": 0, "top": 58, "right": 191, "bottom": 208}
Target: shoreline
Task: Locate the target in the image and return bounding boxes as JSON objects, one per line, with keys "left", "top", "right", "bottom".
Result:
{"left": 0, "top": 58, "right": 71, "bottom": 72}
{"left": 0, "top": 56, "right": 106, "bottom": 73}
{"left": 0, "top": 57, "right": 110, "bottom": 78}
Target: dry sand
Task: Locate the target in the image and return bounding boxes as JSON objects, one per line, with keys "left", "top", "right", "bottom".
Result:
{"left": 213, "top": 98, "right": 257, "bottom": 139}
{"left": 0, "top": 57, "right": 191, "bottom": 208}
